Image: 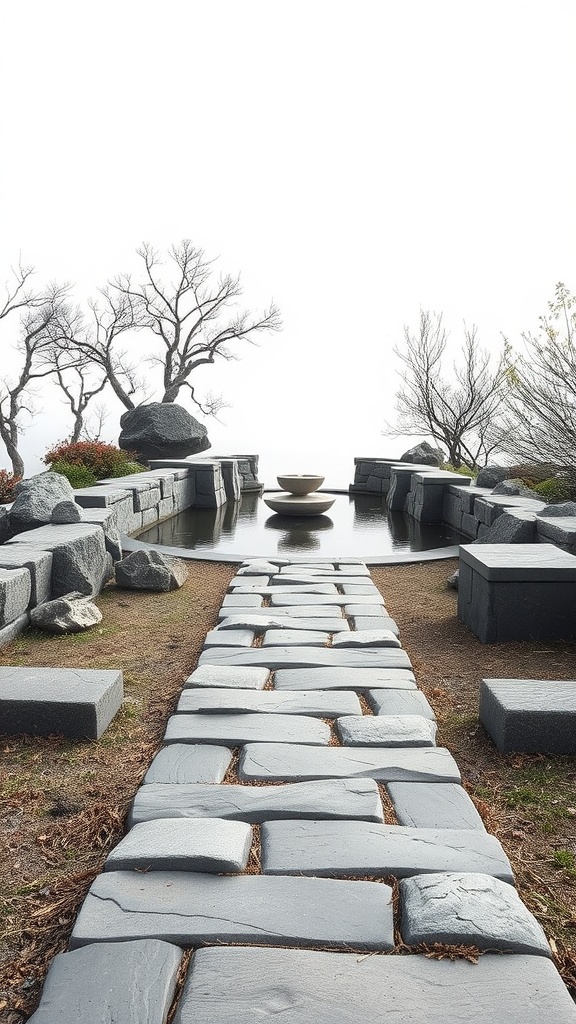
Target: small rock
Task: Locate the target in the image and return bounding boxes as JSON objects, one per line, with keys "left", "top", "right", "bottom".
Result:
{"left": 30, "top": 592, "right": 102, "bottom": 633}
{"left": 475, "top": 465, "right": 510, "bottom": 488}
{"left": 51, "top": 500, "right": 83, "bottom": 524}
{"left": 400, "top": 442, "right": 445, "bottom": 466}
{"left": 115, "top": 549, "right": 188, "bottom": 591}
{"left": 10, "top": 472, "right": 75, "bottom": 532}
{"left": 447, "top": 570, "right": 459, "bottom": 590}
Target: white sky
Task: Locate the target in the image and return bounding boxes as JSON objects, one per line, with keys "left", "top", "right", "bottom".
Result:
{"left": 1, "top": 0, "right": 575, "bottom": 488}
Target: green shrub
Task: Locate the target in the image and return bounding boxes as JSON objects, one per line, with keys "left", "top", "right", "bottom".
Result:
{"left": 440, "top": 463, "right": 476, "bottom": 478}
{"left": 50, "top": 460, "right": 98, "bottom": 489}
{"left": 533, "top": 477, "right": 571, "bottom": 503}
{"left": 44, "top": 440, "right": 146, "bottom": 480}
{"left": 0, "top": 469, "right": 21, "bottom": 504}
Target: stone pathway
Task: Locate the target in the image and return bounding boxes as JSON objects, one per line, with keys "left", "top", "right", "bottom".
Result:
{"left": 29, "top": 560, "right": 576, "bottom": 1023}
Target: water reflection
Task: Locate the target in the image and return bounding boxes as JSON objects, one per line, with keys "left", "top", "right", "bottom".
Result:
{"left": 138, "top": 491, "right": 463, "bottom": 557}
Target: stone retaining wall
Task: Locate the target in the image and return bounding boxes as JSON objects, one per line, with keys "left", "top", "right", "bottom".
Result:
{"left": 0, "top": 457, "right": 261, "bottom": 648}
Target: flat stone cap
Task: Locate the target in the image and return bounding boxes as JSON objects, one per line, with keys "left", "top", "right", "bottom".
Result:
{"left": 459, "top": 543, "right": 576, "bottom": 580}
{"left": 413, "top": 471, "right": 471, "bottom": 486}
{"left": 481, "top": 678, "right": 576, "bottom": 713}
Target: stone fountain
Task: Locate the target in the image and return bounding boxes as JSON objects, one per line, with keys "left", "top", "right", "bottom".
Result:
{"left": 263, "top": 475, "right": 336, "bottom": 516}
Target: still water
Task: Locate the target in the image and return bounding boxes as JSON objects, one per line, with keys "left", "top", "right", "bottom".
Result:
{"left": 137, "top": 491, "right": 463, "bottom": 558}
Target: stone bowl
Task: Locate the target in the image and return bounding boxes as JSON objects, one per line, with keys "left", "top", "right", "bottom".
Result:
{"left": 264, "top": 492, "right": 336, "bottom": 516}
{"left": 276, "top": 474, "right": 324, "bottom": 495}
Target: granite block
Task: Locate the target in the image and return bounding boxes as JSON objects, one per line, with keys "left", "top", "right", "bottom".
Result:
{"left": 337, "top": 715, "right": 437, "bottom": 746}
{"left": 261, "top": 821, "right": 513, "bottom": 881}
{"left": 183, "top": 665, "right": 269, "bottom": 690}
{"left": 0, "top": 547, "right": 53, "bottom": 607}
{"left": 142, "top": 744, "right": 233, "bottom": 784}
{"left": 262, "top": 629, "right": 330, "bottom": 646}
{"left": 0, "top": 667, "right": 123, "bottom": 739}
{"left": 176, "top": 688, "right": 362, "bottom": 717}
{"left": 69, "top": 871, "right": 394, "bottom": 951}
{"left": 367, "top": 689, "right": 436, "bottom": 720}
{"left": 274, "top": 667, "right": 416, "bottom": 691}
{"left": 239, "top": 743, "right": 461, "bottom": 783}
{"left": 164, "top": 712, "right": 331, "bottom": 746}
{"left": 0, "top": 566, "right": 32, "bottom": 626}
{"left": 105, "top": 818, "right": 252, "bottom": 873}
{"left": 386, "top": 782, "right": 486, "bottom": 829}
{"left": 217, "top": 613, "right": 349, "bottom": 633}
{"left": 198, "top": 647, "right": 412, "bottom": 670}
{"left": 129, "top": 778, "right": 385, "bottom": 826}
{"left": 332, "top": 629, "right": 401, "bottom": 648}
{"left": 202, "top": 629, "right": 255, "bottom": 647}
{"left": 400, "top": 872, "right": 550, "bottom": 954}
{"left": 479, "top": 677, "right": 576, "bottom": 753}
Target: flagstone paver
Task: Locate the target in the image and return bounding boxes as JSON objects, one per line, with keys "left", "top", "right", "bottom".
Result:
{"left": 202, "top": 629, "right": 255, "bottom": 647}
{"left": 239, "top": 743, "right": 461, "bottom": 782}
{"left": 198, "top": 647, "right": 412, "bottom": 670}
{"left": 174, "top": 947, "right": 576, "bottom": 1024}
{"left": 216, "top": 612, "right": 349, "bottom": 632}
{"left": 183, "top": 665, "right": 270, "bottom": 689}
{"left": 69, "top": 871, "right": 395, "bottom": 950}
{"left": 337, "top": 714, "right": 437, "bottom": 746}
{"left": 129, "top": 779, "right": 385, "bottom": 825}
{"left": 332, "top": 629, "right": 401, "bottom": 648}
{"left": 399, "top": 873, "right": 550, "bottom": 955}
{"left": 274, "top": 667, "right": 417, "bottom": 690}
{"left": 143, "top": 744, "right": 233, "bottom": 784}
{"left": 176, "top": 687, "right": 362, "bottom": 717}
{"left": 217, "top": 604, "right": 345, "bottom": 621}
{"left": 387, "top": 781, "right": 486, "bottom": 829}
{"left": 104, "top": 818, "right": 252, "bottom": 873}
{"left": 367, "top": 688, "right": 436, "bottom": 719}
{"left": 163, "top": 712, "right": 331, "bottom": 746}
{"left": 260, "top": 821, "right": 514, "bottom": 881}
{"left": 27, "top": 939, "right": 183, "bottom": 1024}
{"left": 261, "top": 628, "right": 330, "bottom": 646}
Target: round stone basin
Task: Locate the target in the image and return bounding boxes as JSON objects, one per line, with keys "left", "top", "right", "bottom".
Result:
{"left": 263, "top": 492, "right": 336, "bottom": 516}
{"left": 276, "top": 474, "right": 325, "bottom": 495}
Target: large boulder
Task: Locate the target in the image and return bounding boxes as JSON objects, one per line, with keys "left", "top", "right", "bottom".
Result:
{"left": 30, "top": 592, "right": 102, "bottom": 634}
{"left": 119, "top": 403, "right": 210, "bottom": 463}
{"left": 115, "top": 549, "right": 188, "bottom": 591}
{"left": 400, "top": 442, "right": 445, "bottom": 466}
{"left": 475, "top": 465, "right": 511, "bottom": 488}
{"left": 10, "top": 472, "right": 75, "bottom": 533}
{"left": 492, "top": 479, "right": 541, "bottom": 500}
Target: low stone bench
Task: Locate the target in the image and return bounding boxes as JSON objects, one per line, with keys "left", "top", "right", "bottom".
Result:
{"left": 0, "top": 666, "right": 123, "bottom": 739}
{"left": 479, "top": 677, "right": 576, "bottom": 754}
{"left": 458, "top": 543, "right": 576, "bottom": 642}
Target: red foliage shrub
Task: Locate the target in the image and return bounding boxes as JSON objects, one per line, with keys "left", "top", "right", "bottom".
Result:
{"left": 44, "top": 441, "right": 140, "bottom": 479}
{"left": 0, "top": 469, "right": 22, "bottom": 504}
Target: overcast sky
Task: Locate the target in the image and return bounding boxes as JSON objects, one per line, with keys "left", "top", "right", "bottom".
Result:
{"left": 1, "top": 0, "right": 575, "bottom": 488}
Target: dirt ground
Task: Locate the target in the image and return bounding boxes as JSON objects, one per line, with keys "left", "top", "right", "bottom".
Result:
{"left": 0, "top": 557, "right": 575, "bottom": 1020}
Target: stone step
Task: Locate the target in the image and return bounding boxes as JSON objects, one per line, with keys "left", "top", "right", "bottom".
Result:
{"left": 217, "top": 604, "right": 345, "bottom": 622}
{"left": 129, "top": 778, "right": 385, "bottom": 826}
{"left": 174, "top": 947, "right": 576, "bottom": 1024}
{"left": 143, "top": 744, "right": 233, "bottom": 784}
{"left": 175, "top": 688, "right": 362, "bottom": 717}
{"left": 239, "top": 743, "right": 461, "bottom": 783}
{"left": 198, "top": 647, "right": 412, "bottom": 671}
{"left": 183, "top": 666, "right": 270, "bottom": 690}
{"left": 387, "top": 781, "right": 486, "bottom": 830}
{"left": 163, "top": 713, "right": 331, "bottom": 746}
{"left": 104, "top": 818, "right": 252, "bottom": 873}
{"left": 216, "top": 612, "right": 349, "bottom": 632}
{"left": 337, "top": 714, "right": 437, "bottom": 747}
{"left": 260, "top": 821, "right": 513, "bottom": 881}
{"left": 367, "top": 688, "right": 436, "bottom": 719}
{"left": 69, "top": 871, "right": 394, "bottom": 951}
{"left": 273, "top": 667, "right": 416, "bottom": 691}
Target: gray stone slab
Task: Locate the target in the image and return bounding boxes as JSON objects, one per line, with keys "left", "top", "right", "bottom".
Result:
{"left": 367, "top": 689, "right": 436, "bottom": 720}
{"left": 217, "top": 613, "right": 349, "bottom": 632}
{"left": 232, "top": 583, "right": 340, "bottom": 595}
{"left": 332, "top": 629, "right": 401, "bottom": 648}
{"left": 229, "top": 576, "right": 271, "bottom": 588}
{"left": 236, "top": 560, "right": 279, "bottom": 574}
{"left": 0, "top": 667, "right": 123, "bottom": 739}
{"left": 164, "top": 712, "right": 331, "bottom": 746}
{"left": 274, "top": 667, "right": 416, "bottom": 691}
{"left": 176, "top": 688, "right": 362, "bottom": 717}
{"left": 203, "top": 628, "right": 255, "bottom": 647}
{"left": 536, "top": 516, "right": 576, "bottom": 549}
{"left": 278, "top": 564, "right": 371, "bottom": 576}
{"left": 274, "top": 575, "right": 372, "bottom": 587}
{"left": 70, "top": 871, "right": 394, "bottom": 951}
{"left": 143, "top": 744, "right": 233, "bottom": 784}
{"left": 105, "top": 817, "right": 252, "bottom": 873}
{"left": 221, "top": 593, "right": 263, "bottom": 607}
{"left": 261, "top": 821, "right": 513, "bottom": 881}
{"left": 27, "top": 938, "right": 182, "bottom": 1024}
{"left": 7, "top": 523, "right": 109, "bottom": 598}
{"left": 129, "top": 778, "right": 385, "bottom": 826}
{"left": 479, "top": 677, "right": 576, "bottom": 753}
{"left": 344, "top": 603, "right": 388, "bottom": 616}
{"left": 386, "top": 782, "right": 486, "bottom": 829}
{"left": 183, "top": 665, "right": 270, "bottom": 689}
{"left": 0, "top": 612, "right": 29, "bottom": 649}
{"left": 0, "top": 546, "right": 53, "bottom": 607}
{"left": 218, "top": 604, "right": 345, "bottom": 621}
{"left": 0, "top": 566, "right": 31, "bottom": 626}
{"left": 178, "top": 942, "right": 573, "bottom": 1024}
{"left": 73, "top": 485, "right": 132, "bottom": 508}
{"left": 400, "top": 872, "right": 550, "bottom": 954}
{"left": 262, "top": 629, "right": 330, "bottom": 646}
{"left": 338, "top": 715, "right": 437, "bottom": 746}
{"left": 350, "top": 615, "right": 399, "bottom": 634}
{"left": 198, "top": 647, "right": 412, "bottom": 670}
{"left": 173, "top": 947, "right": 576, "bottom": 1024}
{"left": 270, "top": 593, "right": 385, "bottom": 606}
{"left": 239, "top": 743, "right": 460, "bottom": 783}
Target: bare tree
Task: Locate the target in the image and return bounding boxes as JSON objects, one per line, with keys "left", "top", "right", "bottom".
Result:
{"left": 51, "top": 350, "right": 108, "bottom": 443}
{"left": 100, "top": 240, "right": 282, "bottom": 413}
{"left": 0, "top": 263, "right": 70, "bottom": 476}
{"left": 499, "top": 282, "right": 576, "bottom": 468}
{"left": 385, "top": 310, "right": 511, "bottom": 468}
